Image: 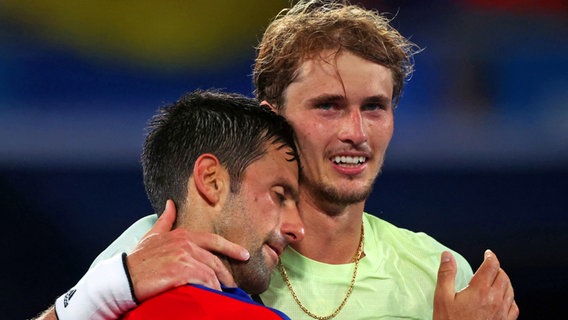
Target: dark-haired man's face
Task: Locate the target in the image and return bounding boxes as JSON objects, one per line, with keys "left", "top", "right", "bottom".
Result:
{"left": 215, "top": 143, "right": 304, "bottom": 294}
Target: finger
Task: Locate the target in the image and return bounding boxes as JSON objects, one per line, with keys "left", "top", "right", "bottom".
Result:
{"left": 486, "top": 268, "right": 512, "bottom": 317}
{"left": 143, "top": 200, "right": 177, "bottom": 239}
{"left": 500, "top": 271, "right": 516, "bottom": 317}
{"left": 508, "top": 300, "right": 520, "bottom": 320}
{"left": 180, "top": 241, "right": 237, "bottom": 288}
{"left": 191, "top": 233, "right": 250, "bottom": 262}
{"left": 184, "top": 259, "right": 223, "bottom": 291}
{"left": 434, "top": 251, "right": 457, "bottom": 314}
{"left": 493, "top": 268, "right": 512, "bottom": 298}
{"left": 469, "top": 249, "right": 501, "bottom": 289}
{"left": 207, "top": 253, "right": 237, "bottom": 288}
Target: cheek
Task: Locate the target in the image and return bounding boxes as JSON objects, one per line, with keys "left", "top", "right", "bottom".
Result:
{"left": 369, "top": 119, "right": 393, "bottom": 144}
{"left": 296, "top": 125, "right": 329, "bottom": 152}
{"left": 254, "top": 211, "right": 279, "bottom": 239}
{"left": 289, "top": 115, "right": 321, "bottom": 140}
{"left": 377, "top": 123, "right": 393, "bottom": 142}
{"left": 384, "top": 123, "right": 394, "bottom": 144}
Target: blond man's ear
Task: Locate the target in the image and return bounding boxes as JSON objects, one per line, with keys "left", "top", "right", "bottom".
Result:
{"left": 260, "top": 100, "right": 277, "bottom": 112}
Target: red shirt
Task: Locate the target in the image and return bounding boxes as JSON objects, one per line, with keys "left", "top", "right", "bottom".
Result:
{"left": 122, "top": 284, "right": 290, "bottom": 319}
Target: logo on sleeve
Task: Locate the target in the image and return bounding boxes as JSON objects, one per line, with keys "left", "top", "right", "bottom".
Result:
{"left": 63, "top": 289, "right": 77, "bottom": 308}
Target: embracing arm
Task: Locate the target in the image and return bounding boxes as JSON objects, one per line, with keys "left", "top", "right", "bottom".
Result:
{"left": 433, "top": 250, "right": 519, "bottom": 320}
{"left": 33, "top": 200, "right": 249, "bottom": 320}
{"left": 32, "top": 306, "right": 57, "bottom": 320}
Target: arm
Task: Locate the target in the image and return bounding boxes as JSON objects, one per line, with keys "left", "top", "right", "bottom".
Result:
{"left": 433, "top": 250, "right": 519, "bottom": 320}
{"left": 34, "top": 200, "right": 249, "bottom": 320}
{"left": 32, "top": 306, "right": 57, "bottom": 320}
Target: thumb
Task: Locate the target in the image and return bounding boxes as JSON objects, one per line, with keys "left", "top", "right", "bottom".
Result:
{"left": 434, "top": 251, "right": 457, "bottom": 316}
{"left": 142, "top": 200, "right": 177, "bottom": 238}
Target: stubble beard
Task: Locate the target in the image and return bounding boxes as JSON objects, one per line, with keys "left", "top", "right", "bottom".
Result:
{"left": 300, "top": 163, "right": 382, "bottom": 216}
{"left": 300, "top": 170, "right": 379, "bottom": 215}
{"left": 230, "top": 245, "right": 272, "bottom": 294}
{"left": 219, "top": 195, "right": 272, "bottom": 294}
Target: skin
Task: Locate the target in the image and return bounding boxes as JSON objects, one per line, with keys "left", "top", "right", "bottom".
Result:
{"left": 213, "top": 145, "right": 303, "bottom": 294}
{"left": 273, "top": 50, "right": 394, "bottom": 264}
{"left": 134, "top": 146, "right": 303, "bottom": 298}
{"left": 435, "top": 250, "right": 519, "bottom": 319}
{"left": 33, "top": 146, "right": 304, "bottom": 320}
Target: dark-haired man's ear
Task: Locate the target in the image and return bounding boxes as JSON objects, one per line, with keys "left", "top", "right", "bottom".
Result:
{"left": 260, "top": 100, "right": 277, "bottom": 112}
{"left": 193, "top": 154, "right": 228, "bottom": 206}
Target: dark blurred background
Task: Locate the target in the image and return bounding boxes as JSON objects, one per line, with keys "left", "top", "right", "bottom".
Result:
{"left": 1, "top": 1, "right": 566, "bottom": 319}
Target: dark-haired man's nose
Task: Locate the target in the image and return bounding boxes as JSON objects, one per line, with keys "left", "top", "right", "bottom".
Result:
{"left": 280, "top": 206, "right": 305, "bottom": 244}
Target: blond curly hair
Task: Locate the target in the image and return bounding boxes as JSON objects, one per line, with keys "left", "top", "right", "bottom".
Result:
{"left": 254, "top": 0, "right": 419, "bottom": 110}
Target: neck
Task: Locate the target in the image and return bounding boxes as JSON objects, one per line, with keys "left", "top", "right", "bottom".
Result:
{"left": 291, "top": 189, "right": 365, "bottom": 264}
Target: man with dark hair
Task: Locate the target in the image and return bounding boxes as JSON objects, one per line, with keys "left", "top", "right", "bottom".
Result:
{"left": 140, "top": 89, "right": 299, "bottom": 219}
{"left": 38, "top": 90, "right": 304, "bottom": 319}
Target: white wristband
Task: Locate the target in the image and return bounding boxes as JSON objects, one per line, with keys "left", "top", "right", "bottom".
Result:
{"left": 55, "top": 253, "right": 138, "bottom": 320}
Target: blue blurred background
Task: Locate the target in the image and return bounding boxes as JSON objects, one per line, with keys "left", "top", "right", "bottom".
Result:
{"left": 1, "top": 1, "right": 566, "bottom": 318}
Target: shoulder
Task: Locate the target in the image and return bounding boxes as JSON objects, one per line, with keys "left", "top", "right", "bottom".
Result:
{"left": 364, "top": 212, "right": 455, "bottom": 254}
{"left": 363, "top": 212, "right": 473, "bottom": 288}
{"left": 90, "top": 214, "right": 158, "bottom": 268}
{"left": 127, "top": 285, "right": 290, "bottom": 319}
{"left": 363, "top": 212, "right": 438, "bottom": 247}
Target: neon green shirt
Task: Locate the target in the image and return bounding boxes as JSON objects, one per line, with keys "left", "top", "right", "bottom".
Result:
{"left": 260, "top": 213, "right": 473, "bottom": 319}
{"left": 91, "top": 212, "right": 473, "bottom": 319}
{"left": 90, "top": 214, "right": 157, "bottom": 268}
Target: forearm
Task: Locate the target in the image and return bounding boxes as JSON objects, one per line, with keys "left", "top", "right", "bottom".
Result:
{"left": 54, "top": 253, "right": 137, "bottom": 320}
{"left": 32, "top": 306, "right": 57, "bottom": 320}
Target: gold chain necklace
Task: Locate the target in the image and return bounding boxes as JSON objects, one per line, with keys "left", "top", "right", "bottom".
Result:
{"left": 278, "top": 223, "right": 364, "bottom": 320}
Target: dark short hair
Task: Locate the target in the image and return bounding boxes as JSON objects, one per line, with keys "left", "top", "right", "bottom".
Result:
{"left": 142, "top": 89, "right": 298, "bottom": 215}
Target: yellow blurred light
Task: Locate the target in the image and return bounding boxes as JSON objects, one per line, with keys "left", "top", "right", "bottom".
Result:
{"left": 0, "top": 0, "right": 288, "bottom": 71}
